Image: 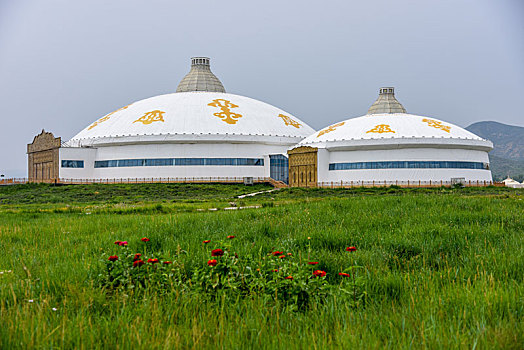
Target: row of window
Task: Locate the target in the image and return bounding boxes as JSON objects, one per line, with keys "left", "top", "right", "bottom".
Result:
{"left": 90, "top": 158, "right": 265, "bottom": 168}
{"left": 62, "top": 159, "right": 488, "bottom": 171}
{"left": 329, "top": 161, "right": 488, "bottom": 171}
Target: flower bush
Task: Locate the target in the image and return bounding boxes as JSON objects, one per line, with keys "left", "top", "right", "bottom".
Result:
{"left": 98, "top": 236, "right": 367, "bottom": 310}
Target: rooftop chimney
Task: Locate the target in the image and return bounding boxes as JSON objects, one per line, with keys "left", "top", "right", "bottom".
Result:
{"left": 176, "top": 57, "right": 226, "bottom": 93}
{"left": 367, "top": 87, "right": 407, "bottom": 115}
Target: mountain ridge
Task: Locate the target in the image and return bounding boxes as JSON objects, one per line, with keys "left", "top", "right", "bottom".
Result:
{"left": 466, "top": 121, "right": 524, "bottom": 181}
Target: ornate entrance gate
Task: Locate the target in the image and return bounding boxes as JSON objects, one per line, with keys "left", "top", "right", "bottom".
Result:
{"left": 287, "top": 146, "right": 318, "bottom": 187}
{"left": 27, "top": 130, "right": 61, "bottom": 182}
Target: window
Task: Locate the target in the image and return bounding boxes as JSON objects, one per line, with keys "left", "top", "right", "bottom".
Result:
{"left": 329, "top": 161, "right": 488, "bottom": 171}
{"left": 61, "top": 160, "right": 84, "bottom": 168}
{"left": 145, "top": 159, "right": 173, "bottom": 166}
{"left": 94, "top": 158, "right": 264, "bottom": 168}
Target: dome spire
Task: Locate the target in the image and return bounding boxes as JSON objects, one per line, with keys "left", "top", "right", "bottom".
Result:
{"left": 367, "top": 87, "right": 406, "bottom": 115}
{"left": 176, "top": 57, "right": 226, "bottom": 93}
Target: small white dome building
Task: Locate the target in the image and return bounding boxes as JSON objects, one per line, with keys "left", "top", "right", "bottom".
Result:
{"left": 502, "top": 177, "right": 524, "bottom": 188}
{"left": 55, "top": 57, "right": 315, "bottom": 183}
{"left": 288, "top": 88, "right": 493, "bottom": 186}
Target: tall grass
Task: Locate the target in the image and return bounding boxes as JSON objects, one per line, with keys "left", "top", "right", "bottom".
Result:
{"left": 0, "top": 191, "right": 523, "bottom": 348}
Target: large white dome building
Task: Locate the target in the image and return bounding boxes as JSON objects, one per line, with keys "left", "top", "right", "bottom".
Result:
{"left": 288, "top": 88, "right": 493, "bottom": 186}
{"left": 48, "top": 57, "right": 314, "bottom": 183}
{"left": 27, "top": 60, "right": 494, "bottom": 188}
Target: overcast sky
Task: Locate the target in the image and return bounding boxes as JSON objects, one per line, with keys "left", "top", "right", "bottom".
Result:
{"left": 0, "top": 0, "right": 523, "bottom": 177}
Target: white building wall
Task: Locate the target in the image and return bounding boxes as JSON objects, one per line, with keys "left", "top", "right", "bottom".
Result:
{"left": 318, "top": 147, "right": 492, "bottom": 183}
{"left": 59, "top": 147, "right": 97, "bottom": 179}
{"left": 327, "top": 148, "right": 489, "bottom": 163}
{"left": 59, "top": 143, "right": 290, "bottom": 180}
{"left": 317, "top": 149, "right": 330, "bottom": 181}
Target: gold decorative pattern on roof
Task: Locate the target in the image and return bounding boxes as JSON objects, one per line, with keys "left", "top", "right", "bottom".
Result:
{"left": 133, "top": 110, "right": 165, "bottom": 125}
{"left": 317, "top": 122, "right": 345, "bottom": 137}
{"left": 208, "top": 99, "right": 242, "bottom": 125}
{"left": 366, "top": 124, "right": 395, "bottom": 134}
{"left": 89, "top": 105, "right": 130, "bottom": 130}
{"left": 278, "top": 114, "right": 302, "bottom": 128}
{"left": 422, "top": 119, "right": 451, "bottom": 133}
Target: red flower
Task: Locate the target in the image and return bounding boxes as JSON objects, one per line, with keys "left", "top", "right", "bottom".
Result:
{"left": 211, "top": 249, "right": 224, "bottom": 257}
{"left": 272, "top": 251, "right": 283, "bottom": 256}
{"left": 207, "top": 259, "right": 218, "bottom": 267}
{"left": 272, "top": 269, "right": 279, "bottom": 272}
{"left": 147, "top": 258, "right": 159, "bottom": 264}
{"left": 227, "top": 235, "right": 235, "bottom": 239}
{"left": 278, "top": 255, "right": 286, "bottom": 259}
{"left": 141, "top": 237, "right": 150, "bottom": 242}
{"left": 284, "top": 276, "right": 293, "bottom": 280}
{"left": 108, "top": 255, "right": 118, "bottom": 262}
{"left": 346, "top": 246, "right": 357, "bottom": 252}
{"left": 133, "top": 253, "right": 142, "bottom": 261}
{"left": 163, "top": 261, "right": 172, "bottom": 265}
{"left": 287, "top": 253, "right": 292, "bottom": 256}
{"left": 119, "top": 241, "right": 128, "bottom": 246}
{"left": 203, "top": 240, "right": 211, "bottom": 244}
{"left": 313, "top": 270, "right": 327, "bottom": 277}
{"left": 338, "top": 272, "right": 350, "bottom": 277}
{"left": 133, "top": 260, "right": 145, "bottom": 267}
{"left": 114, "top": 240, "right": 122, "bottom": 245}
{"left": 308, "top": 262, "right": 319, "bottom": 265}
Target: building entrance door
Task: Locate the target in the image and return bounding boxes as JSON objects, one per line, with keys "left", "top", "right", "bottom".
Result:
{"left": 269, "top": 154, "right": 289, "bottom": 183}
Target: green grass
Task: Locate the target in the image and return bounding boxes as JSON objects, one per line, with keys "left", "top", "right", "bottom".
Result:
{"left": 0, "top": 185, "right": 523, "bottom": 348}
{"left": 0, "top": 182, "right": 273, "bottom": 205}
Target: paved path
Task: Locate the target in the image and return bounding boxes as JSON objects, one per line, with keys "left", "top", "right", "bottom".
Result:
{"left": 237, "top": 189, "right": 278, "bottom": 199}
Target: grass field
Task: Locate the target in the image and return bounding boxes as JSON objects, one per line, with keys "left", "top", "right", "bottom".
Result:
{"left": 1, "top": 184, "right": 523, "bottom": 349}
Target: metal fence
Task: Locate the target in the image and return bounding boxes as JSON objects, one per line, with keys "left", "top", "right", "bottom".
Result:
{"left": 0, "top": 177, "right": 505, "bottom": 188}
{"left": 0, "top": 177, "right": 273, "bottom": 185}
{"left": 316, "top": 180, "right": 503, "bottom": 188}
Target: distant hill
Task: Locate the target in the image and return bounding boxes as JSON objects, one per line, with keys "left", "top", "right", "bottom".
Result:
{"left": 466, "top": 121, "right": 524, "bottom": 181}
{"left": 466, "top": 121, "right": 524, "bottom": 160}
{"left": 487, "top": 155, "right": 524, "bottom": 182}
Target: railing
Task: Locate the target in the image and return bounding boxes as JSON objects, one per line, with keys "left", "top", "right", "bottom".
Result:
{"left": 58, "top": 177, "right": 272, "bottom": 185}
{"left": 0, "top": 178, "right": 507, "bottom": 188}
{"left": 0, "top": 177, "right": 273, "bottom": 185}
{"left": 316, "top": 180, "right": 504, "bottom": 188}
{"left": 0, "top": 178, "right": 29, "bottom": 185}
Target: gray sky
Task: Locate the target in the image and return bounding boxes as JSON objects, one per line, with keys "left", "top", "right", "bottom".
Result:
{"left": 1, "top": 0, "right": 523, "bottom": 177}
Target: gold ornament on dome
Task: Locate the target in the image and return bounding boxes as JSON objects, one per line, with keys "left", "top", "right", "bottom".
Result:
{"left": 317, "top": 122, "right": 345, "bottom": 137}
{"left": 88, "top": 105, "right": 130, "bottom": 130}
{"left": 208, "top": 99, "right": 242, "bottom": 125}
{"left": 88, "top": 116, "right": 110, "bottom": 130}
{"left": 422, "top": 118, "right": 451, "bottom": 133}
{"left": 278, "top": 114, "right": 302, "bottom": 128}
{"left": 133, "top": 110, "right": 165, "bottom": 125}
{"left": 366, "top": 124, "right": 395, "bottom": 134}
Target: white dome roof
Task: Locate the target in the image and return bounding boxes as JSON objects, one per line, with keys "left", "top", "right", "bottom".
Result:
{"left": 298, "top": 113, "right": 493, "bottom": 151}
{"left": 67, "top": 92, "right": 314, "bottom": 147}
